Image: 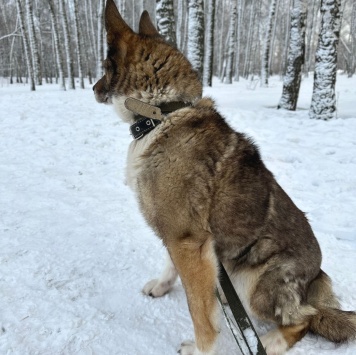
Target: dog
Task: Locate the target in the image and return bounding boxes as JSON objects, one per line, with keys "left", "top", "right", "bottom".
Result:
{"left": 93, "top": 1, "right": 356, "bottom": 354}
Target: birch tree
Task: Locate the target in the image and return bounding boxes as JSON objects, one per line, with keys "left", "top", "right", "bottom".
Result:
{"left": 47, "top": 0, "right": 65, "bottom": 90}
{"left": 304, "top": 0, "right": 318, "bottom": 77}
{"left": 119, "top": 0, "right": 126, "bottom": 18}
{"left": 74, "top": 0, "right": 84, "bottom": 89}
{"left": 310, "top": 0, "right": 341, "bottom": 120}
{"left": 217, "top": 0, "right": 227, "bottom": 80}
{"left": 177, "top": 0, "right": 186, "bottom": 50}
{"left": 268, "top": 0, "right": 280, "bottom": 76}
{"left": 351, "top": 1, "right": 356, "bottom": 76}
{"left": 225, "top": 0, "right": 237, "bottom": 84}
{"left": 15, "top": 0, "right": 35, "bottom": 91}
{"left": 234, "top": 0, "right": 244, "bottom": 81}
{"left": 96, "top": 0, "right": 105, "bottom": 79}
{"left": 187, "top": 0, "right": 205, "bottom": 79}
{"left": 243, "top": 0, "right": 257, "bottom": 78}
{"left": 88, "top": 0, "right": 97, "bottom": 59}
{"left": 203, "top": 0, "right": 216, "bottom": 86}
{"left": 156, "top": 0, "right": 176, "bottom": 47}
{"left": 25, "top": 0, "right": 41, "bottom": 85}
{"left": 2, "top": 0, "right": 355, "bottom": 89}
{"left": 278, "top": 0, "right": 307, "bottom": 110}
{"left": 59, "top": 0, "right": 75, "bottom": 89}
{"left": 261, "top": 0, "right": 278, "bottom": 87}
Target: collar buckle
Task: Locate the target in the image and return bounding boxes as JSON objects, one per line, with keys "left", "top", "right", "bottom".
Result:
{"left": 130, "top": 117, "right": 161, "bottom": 140}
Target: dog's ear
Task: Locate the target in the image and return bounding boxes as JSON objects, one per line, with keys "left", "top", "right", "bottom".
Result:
{"left": 139, "top": 11, "right": 160, "bottom": 37}
{"left": 105, "top": 0, "right": 133, "bottom": 44}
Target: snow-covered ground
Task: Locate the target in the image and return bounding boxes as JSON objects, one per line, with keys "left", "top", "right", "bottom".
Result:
{"left": 0, "top": 75, "right": 355, "bottom": 355}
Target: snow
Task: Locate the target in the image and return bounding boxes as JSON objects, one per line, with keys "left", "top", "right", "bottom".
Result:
{"left": 0, "top": 74, "right": 356, "bottom": 354}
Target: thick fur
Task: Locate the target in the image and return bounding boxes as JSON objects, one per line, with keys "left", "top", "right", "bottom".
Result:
{"left": 94, "top": 1, "right": 356, "bottom": 354}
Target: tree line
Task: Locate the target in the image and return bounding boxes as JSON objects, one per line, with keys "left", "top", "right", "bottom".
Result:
{"left": 0, "top": 0, "right": 355, "bottom": 120}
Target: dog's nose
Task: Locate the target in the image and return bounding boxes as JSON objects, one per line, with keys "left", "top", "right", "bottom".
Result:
{"left": 92, "top": 84, "right": 96, "bottom": 91}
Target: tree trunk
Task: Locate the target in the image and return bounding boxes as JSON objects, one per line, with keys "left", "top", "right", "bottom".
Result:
{"left": 217, "top": 0, "right": 226, "bottom": 80}
{"left": 15, "top": 0, "right": 35, "bottom": 91}
{"left": 261, "top": 0, "right": 277, "bottom": 87}
{"left": 278, "top": 0, "right": 307, "bottom": 110}
{"left": 84, "top": 0, "right": 96, "bottom": 62}
{"left": 203, "top": 0, "right": 216, "bottom": 87}
{"left": 156, "top": 0, "right": 177, "bottom": 47}
{"left": 243, "top": 0, "right": 256, "bottom": 78}
{"left": 119, "top": 0, "right": 126, "bottom": 18}
{"left": 88, "top": 0, "right": 97, "bottom": 58}
{"left": 25, "top": 0, "right": 42, "bottom": 85}
{"left": 310, "top": 0, "right": 341, "bottom": 120}
{"left": 234, "top": 0, "right": 244, "bottom": 81}
{"left": 351, "top": 1, "right": 356, "bottom": 76}
{"left": 177, "top": 0, "right": 185, "bottom": 51}
{"left": 96, "top": 0, "right": 105, "bottom": 79}
{"left": 187, "top": 0, "right": 205, "bottom": 79}
{"left": 59, "top": 0, "right": 75, "bottom": 89}
{"left": 269, "top": 0, "right": 280, "bottom": 76}
{"left": 280, "top": 0, "right": 293, "bottom": 78}
{"left": 47, "top": 0, "right": 66, "bottom": 90}
{"left": 74, "top": 0, "right": 84, "bottom": 89}
{"left": 225, "top": 0, "right": 237, "bottom": 84}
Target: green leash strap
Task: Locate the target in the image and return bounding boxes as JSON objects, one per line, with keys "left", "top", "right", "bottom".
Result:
{"left": 218, "top": 262, "right": 267, "bottom": 355}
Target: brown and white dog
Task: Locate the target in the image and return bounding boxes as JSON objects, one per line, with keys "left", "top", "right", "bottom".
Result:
{"left": 93, "top": 1, "right": 356, "bottom": 354}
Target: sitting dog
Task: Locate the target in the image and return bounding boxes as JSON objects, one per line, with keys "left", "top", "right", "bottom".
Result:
{"left": 93, "top": 1, "right": 356, "bottom": 354}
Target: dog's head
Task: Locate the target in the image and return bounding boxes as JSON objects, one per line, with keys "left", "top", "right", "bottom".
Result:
{"left": 93, "top": 0, "right": 202, "bottom": 123}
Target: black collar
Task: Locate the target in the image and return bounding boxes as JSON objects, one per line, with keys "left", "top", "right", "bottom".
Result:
{"left": 127, "top": 100, "right": 191, "bottom": 140}
{"left": 130, "top": 117, "right": 162, "bottom": 140}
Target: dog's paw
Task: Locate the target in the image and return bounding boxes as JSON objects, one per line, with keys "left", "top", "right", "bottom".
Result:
{"left": 178, "top": 340, "right": 195, "bottom": 355}
{"left": 142, "top": 279, "right": 172, "bottom": 297}
{"left": 178, "top": 341, "right": 215, "bottom": 355}
{"left": 260, "top": 329, "right": 288, "bottom": 355}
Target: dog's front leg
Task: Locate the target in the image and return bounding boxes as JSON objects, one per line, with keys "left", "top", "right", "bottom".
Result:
{"left": 169, "top": 236, "right": 220, "bottom": 355}
{"left": 142, "top": 251, "right": 178, "bottom": 297}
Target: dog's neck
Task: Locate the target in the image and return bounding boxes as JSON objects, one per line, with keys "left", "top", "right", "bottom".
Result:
{"left": 125, "top": 98, "right": 191, "bottom": 140}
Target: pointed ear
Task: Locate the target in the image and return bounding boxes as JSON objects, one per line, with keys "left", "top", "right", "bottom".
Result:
{"left": 139, "top": 11, "right": 160, "bottom": 37}
{"left": 105, "top": 0, "right": 133, "bottom": 43}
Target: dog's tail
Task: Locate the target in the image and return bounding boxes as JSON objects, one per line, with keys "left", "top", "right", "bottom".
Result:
{"left": 307, "top": 269, "right": 356, "bottom": 343}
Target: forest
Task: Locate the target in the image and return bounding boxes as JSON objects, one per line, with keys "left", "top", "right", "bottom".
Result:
{"left": 0, "top": 0, "right": 355, "bottom": 120}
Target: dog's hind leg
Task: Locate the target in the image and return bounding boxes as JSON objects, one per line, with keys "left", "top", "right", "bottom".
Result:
{"left": 169, "top": 236, "right": 219, "bottom": 355}
{"left": 260, "top": 322, "right": 309, "bottom": 355}
{"left": 142, "top": 251, "right": 178, "bottom": 297}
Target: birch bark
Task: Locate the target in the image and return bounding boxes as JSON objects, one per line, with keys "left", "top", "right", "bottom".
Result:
{"left": 203, "top": 0, "right": 216, "bottom": 86}
{"left": 59, "top": 0, "right": 75, "bottom": 89}
{"left": 187, "top": 0, "right": 205, "bottom": 79}
{"left": 47, "top": 0, "right": 66, "bottom": 90}
{"left": 96, "top": 0, "right": 105, "bottom": 79}
{"left": 225, "top": 0, "right": 237, "bottom": 84}
{"left": 156, "top": 0, "right": 177, "bottom": 46}
{"left": 25, "top": 0, "right": 42, "bottom": 85}
{"left": 74, "top": 0, "right": 84, "bottom": 89}
{"left": 15, "top": 0, "right": 35, "bottom": 91}
{"left": 278, "top": 0, "right": 307, "bottom": 110}
{"left": 234, "top": 0, "right": 244, "bottom": 81}
{"left": 310, "top": 0, "right": 341, "bottom": 120}
{"left": 261, "top": 0, "right": 278, "bottom": 87}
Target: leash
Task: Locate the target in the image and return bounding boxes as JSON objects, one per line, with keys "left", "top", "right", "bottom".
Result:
{"left": 218, "top": 262, "right": 266, "bottom": 355}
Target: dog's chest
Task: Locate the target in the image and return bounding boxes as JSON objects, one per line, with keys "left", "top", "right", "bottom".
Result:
{"left": 125, "top": 132, "right": 157, "bottom": 192}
